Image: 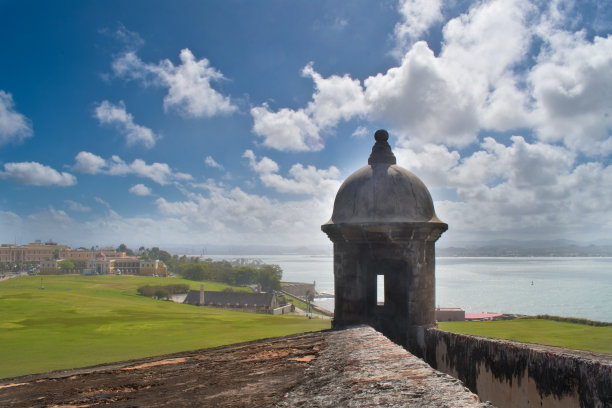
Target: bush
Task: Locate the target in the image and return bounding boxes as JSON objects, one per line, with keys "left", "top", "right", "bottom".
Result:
{"left": 178, "top": 261, "right": 283, "bottom": 291}
{"left": 530, "top": 314, "right": 611, "bottom": 327}
{"left": 154, "top": 288, "right": 169, "bottom": 300}
{"left": 137, "top": 284, "right": 189, "bottom": 299}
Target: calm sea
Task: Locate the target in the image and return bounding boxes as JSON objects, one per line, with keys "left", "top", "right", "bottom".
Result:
{"left": 203, "top": 255, "right": 612, "bottom": 323}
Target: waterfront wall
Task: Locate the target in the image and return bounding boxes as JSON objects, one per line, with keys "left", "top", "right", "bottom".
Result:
{"left": 271, "top": 304, "right": 293, "bottom": 315}
{"left": 424, "top": 329, "right": 612, "bottom": 408}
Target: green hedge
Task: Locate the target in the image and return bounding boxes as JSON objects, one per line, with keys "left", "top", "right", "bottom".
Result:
{"left": 529, "top": 314, "right": 611, "bottom": 327}
{"left": 137, "top": 284, "right": 190, "bottom": 299}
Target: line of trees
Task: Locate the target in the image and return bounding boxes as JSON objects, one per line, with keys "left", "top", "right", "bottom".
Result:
{"left": 178, "top": 260, "right": 282, "bottom": 292}
{"left": 114, "top": 244, "right": 282, "bottom": 292}
{"left": 116, "top": 244, "right": 172, "bottom": 262}
{"left": 0, "top": 261, "right": 39, "bottom": 272}
{"left": 137, "top": 284, "right": 190, "bottom": 300}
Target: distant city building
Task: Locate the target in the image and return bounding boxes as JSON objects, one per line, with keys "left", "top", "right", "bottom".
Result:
{"left": 3, "top": 241, "right": 166, "bottom": 276}
{"left": 281, "top": 282, "right": 316, "bottom": 298}
{"left": 184, "top": 289, "right": 279, "bottom": 312}
{"left": 41, "top": 255, "right": 167, "bottom": 277}
{"left": 0, "top": 242, "right": 126, "bottom": 263}
{"left": 435, "top": 307, "right": 466, "bottom": 322}
{"left": 464, "top": 312, "right": 503, "bottom": 321}
{"left": 0, "top": 242, "right": 69, "bottom": 263}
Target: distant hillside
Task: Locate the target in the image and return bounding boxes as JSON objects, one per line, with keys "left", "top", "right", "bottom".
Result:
{"left": 164, "top": 244, "right": 332, "bottom": 256}
{"left": 438, "top": 239, "right": 612, "bottom": 257}
{"left": 161, "top": 240, "right": 612, "bottom": 257}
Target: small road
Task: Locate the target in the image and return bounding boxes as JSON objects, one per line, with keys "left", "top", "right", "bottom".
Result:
{"left": 0, "top": 272, "right": 26, "bottom": 282}
{"left": 291, "top": 306, "right": 332, "bottom": 319}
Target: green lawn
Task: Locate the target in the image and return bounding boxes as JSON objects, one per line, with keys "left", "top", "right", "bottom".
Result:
{"left": 0, "top": 275, "right": 330, "bottom": 379}
{"left": 439, "top": 319, "right": 612, "bottom": 354}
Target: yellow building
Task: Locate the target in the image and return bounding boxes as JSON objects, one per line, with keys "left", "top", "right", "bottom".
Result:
{"left": 84, "top": 253, "right": 168, "bottom": 276}
{"left": 39, "top": 259, "right": 60, "bottom": 274}
{"left": 65, "top": 250, "right": 93, "bottom": 261}
{"left": 139, "top": 259, "right": 168, "bottom": 276}
{"left": 0, "top": 242, "right": 69, "bottom": 263}
{"left": 110, "top": 256, "right": 141, "bottom": 275}
{"left": 2, "top": 242, "right": 167, "bottom": 276}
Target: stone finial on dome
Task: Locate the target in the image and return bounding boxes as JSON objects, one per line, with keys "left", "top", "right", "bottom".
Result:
{"left": 368, "top": 129, "right": 396, "bottom": 165}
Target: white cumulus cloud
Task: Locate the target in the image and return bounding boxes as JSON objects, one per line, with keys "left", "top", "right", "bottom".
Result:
{"left": 364, "top": 42, "right": 480, "bottom": 147}
{"left": 529, "top": 30, "right": 612, "bottom": 155}
{"left": 243, "top": 149, "right": 341, "bottom": 195}
{"left": 113, "top": 49, "right": 237, "bottom": 118}
{"left": 250, "top": 63, "right": 367, "bottom": 152}
{"left": 204, "top": 155, "right": 224, "bottom": 170}
{"left": 250, "top": 0, "right": 611, "bottom": 158}
{"left": 64, "top": 200, "right": 91, "bottom": 212}
{"left": 94, "top": 100, "right": 157, "bottom": 148}
{"left": 0, "top": 90, "right": 33, "bottom": 147}
{"left": 73, "top": 152, "right": 192, "bottom": 185}
{"left": 129, "top": 183, "right": 152, "bottom": 196}
{"left": 393, "top": 134, "right": 612, "bottom": 243}
{"left": 0, "top": 162, "right": 76, "bottom": 186}
{"left": 73, "top": 151, "right": 107, "bottom": 174}
{"left": 393, "top": 0, "right": 443, "bottom": 56}
{"left": 250, "top": 104, "right": 322, "bottom": 152}
{"left": 154, "top": 180, "right": 336, "bottom": 245}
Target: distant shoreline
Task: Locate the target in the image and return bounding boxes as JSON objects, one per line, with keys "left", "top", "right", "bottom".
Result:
{"left": 185, "top": 253, "right": 612, "bottom": 259}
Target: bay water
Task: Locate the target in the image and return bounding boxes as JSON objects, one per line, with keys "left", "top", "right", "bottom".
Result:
{"left": 203, "top": 255, "right": 612, "bottom": 323}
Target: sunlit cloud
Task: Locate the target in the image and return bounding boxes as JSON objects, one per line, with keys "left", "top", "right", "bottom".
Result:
{"left": 113, "top": 49, "right": 237, "bottom": 118}
{"left": 0, "top": 90, "right": 33, "bottom": 147}
{"left": 0, "top": 162, "right": 76, "bottom": 186}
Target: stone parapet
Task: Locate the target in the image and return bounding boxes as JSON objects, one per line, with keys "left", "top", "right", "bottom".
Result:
{"left": 425, "top": 328, "right": 612, "bottom": 408}
{"left": 278, "top": 326, "right": 491, "bottom": 407}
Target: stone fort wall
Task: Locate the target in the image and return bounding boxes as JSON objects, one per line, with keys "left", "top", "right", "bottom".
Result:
{"left": 423, "top": 329, "right": 612, "bottom": 408}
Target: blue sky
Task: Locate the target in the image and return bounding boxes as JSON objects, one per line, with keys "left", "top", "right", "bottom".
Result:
{"left": 1, "top": 0, "right": 611, "bottom": 249}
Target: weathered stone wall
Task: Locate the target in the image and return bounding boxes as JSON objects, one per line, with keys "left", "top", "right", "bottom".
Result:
{"left": 271, "top": 304, "right": 293, "bottom": 315}
{"left": 277, "top": 326, "right": 491, "bottom": 407}
{"left": 424, "top": 328, "right": 612, "bottom": 408}
{"left": 330, "top": 240, "right": 437, "bottom": 355}
{"left": 281, "top": 282, "right": 315, "bottom": 298}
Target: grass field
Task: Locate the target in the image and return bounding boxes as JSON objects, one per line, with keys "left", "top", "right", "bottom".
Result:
{"left": 439, "top": 319, "right": 612, "bottom": 354}
{"left": 0, "top": 275, "right": 330, "bottom": 379}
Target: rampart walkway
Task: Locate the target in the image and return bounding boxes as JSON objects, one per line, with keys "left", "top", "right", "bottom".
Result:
{"left": 0, "top": 327, "right": 489, "bottom": 407}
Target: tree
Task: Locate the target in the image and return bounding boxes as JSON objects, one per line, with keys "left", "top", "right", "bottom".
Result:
{"left": 180, "top": 263, "right": 210, "bottom": 281}
{"left": 139, "top": 246, "right": 171, "bottom": 262}
{"left": 154, "top": 288, "right": 169, "bottom": 300}
{"left": 258, "top": 264, "right": 282, "bottom": 291}
{"left": 305, "top": 290, "right": 315, "bottom": 316}
{"left": 73, "top": 260, "right": 87, "bottom": 272}
{"left": 57, "top": 260, "right": 75, "bottom": 273}
{"left": 116, "top": 243, "right": 135, "bottom": 256}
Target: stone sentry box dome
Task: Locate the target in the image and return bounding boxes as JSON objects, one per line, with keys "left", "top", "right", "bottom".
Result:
{"left": 322, "top": 129, "right": 447, "bottom": 355}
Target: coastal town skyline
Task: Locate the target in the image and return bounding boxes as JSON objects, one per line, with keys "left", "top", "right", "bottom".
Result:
{"left": 1, "top": 0, "right": 611, "bottom": 248}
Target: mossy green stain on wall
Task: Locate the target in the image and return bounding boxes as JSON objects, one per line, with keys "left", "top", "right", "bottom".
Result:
{"left": 425, "top": 327, "right": 612, "bottom": 408}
